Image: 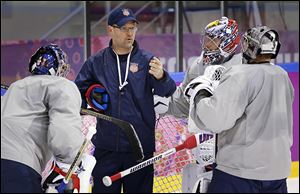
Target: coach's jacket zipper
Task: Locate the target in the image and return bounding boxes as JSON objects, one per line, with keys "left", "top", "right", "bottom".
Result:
{"left": 116, "top": 90, "right": 121, "bottom": 152}
{"left": 114, "top": 50, "right": 131, "bottom": 153}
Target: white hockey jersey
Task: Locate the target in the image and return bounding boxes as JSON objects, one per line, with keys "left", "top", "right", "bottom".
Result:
{"left": 167, "top": 52, "right": 242, "bottom": 118}
{"left": 1, "top": 75, "right": 85, "bottom": 175}
{"left": 165, "top": 52, "right": 242, "bottom": 167}
{"left": 190, "top": 63, "right": 294, "bottom": 180}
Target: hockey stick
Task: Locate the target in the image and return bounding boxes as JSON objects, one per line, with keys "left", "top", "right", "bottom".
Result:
{"left": 102, "top": 133, "right": 214, "bottom": 187}
{"left": 80, "top": 108, "right": 144, "bottom": 162}
{"left": 56, "top": 138, "right": 89, "bottom": 193}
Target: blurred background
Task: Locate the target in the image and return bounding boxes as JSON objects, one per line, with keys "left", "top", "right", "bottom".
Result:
{"left": 1, "top": 1, "right": 299, "bottom": 192}
{"left": 1, "top": 1, "right": 298, "bottom": 83}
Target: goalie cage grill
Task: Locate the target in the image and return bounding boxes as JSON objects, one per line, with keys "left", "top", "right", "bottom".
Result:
{"left": 42, "top": 114, "right": 215, "bottom": 193}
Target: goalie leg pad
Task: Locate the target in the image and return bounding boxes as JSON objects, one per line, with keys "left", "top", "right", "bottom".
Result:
{"left": 78, "top": 154, "right": 96, "bottom": 193}
{"left": 182, "top": 163, "right": 212, "bottom": 193}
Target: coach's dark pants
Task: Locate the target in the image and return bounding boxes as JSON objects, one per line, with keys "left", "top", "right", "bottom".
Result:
{"left": 1, "top": 159, "right": 43, "bottom": 193}
{"left": 92, "top": 149, "right": 154, "bottom": 193}
{"left": 207, "top": 168, "right": 288, "bottom": 193}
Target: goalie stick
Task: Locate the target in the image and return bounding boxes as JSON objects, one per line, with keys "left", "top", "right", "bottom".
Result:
{"left": 56, "top": 138, "right": 89, "bottom": 193}
{"left": 1, "top": 84, "right": 144, "bottom": 163}
{"left": 102, "top": 133, "right": 214, "bottom": 187}
{"left": 55, "top": 126, "right": 96, "bottom": 193}
{"left": 80, "top": 108, "right": 144, "bottom": 162}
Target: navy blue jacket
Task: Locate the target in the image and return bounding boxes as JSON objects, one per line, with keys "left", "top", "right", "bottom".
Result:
{"left": 75, "top": 40, "right": 176, "bottom": 154}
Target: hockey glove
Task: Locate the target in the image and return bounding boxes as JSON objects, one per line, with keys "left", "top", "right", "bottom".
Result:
{"left": 203, "top": 65, "right": 226, "bottom": 81}
{"left": 42, "top": 160, "right": 80, "bottom": 193}
{"left": 85, "top": 84, "right": 109, "bottom": 112}
{"left": 203, "top": 65, "right": 226, "bottom": 88}
{"left": 184, "top": 76, "right": 214, "bottom": 103}
{"left": 42, "top": 154, "right": 96, "bottom": 193}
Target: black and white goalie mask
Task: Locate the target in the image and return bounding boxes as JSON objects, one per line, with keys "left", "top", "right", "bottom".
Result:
{"left": 242, "top": 26, "right": 281, "bottom": 64}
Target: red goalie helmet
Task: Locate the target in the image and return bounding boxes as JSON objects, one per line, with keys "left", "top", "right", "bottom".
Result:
{"left": 202, "top": 17, "right": 240, "bottom": 65}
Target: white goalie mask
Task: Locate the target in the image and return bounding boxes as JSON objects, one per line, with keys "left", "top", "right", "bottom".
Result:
{"left": 242, "top": 26, "right": 281, "bottom": 63}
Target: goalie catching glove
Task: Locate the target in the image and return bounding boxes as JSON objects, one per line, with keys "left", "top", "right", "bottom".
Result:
{"left": 42, "top": 154, "right": 96, "bottom": 193}
{"left": 184, "top": 65, "right": 226, "bottom": 104}
{"left": 184, "top": 76, "right": 214, "bottom": 104}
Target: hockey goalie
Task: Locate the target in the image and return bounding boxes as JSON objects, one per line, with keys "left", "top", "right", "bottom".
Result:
{"left": 1, "top": 44, "right": 96, "bottom": 193}
{"left": 153, "top": 63, "right": 225, "bottom": 193}
{"left": 42, "top": 83, "right": 110, "bottom": 193}
{"left": 181, "top": 63, "right": 225, "bottom": 193}
{"left": 153, "top": 17, "right": 241, "bottom": 193}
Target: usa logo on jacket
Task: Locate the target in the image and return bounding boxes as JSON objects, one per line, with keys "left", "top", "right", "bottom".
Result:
{"left": 130, "top": 63, "right": 139, "bottom": 73}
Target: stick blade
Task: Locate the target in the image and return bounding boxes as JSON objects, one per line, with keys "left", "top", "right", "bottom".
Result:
{"left": 80, "top": 108, "right": 144, "bottom": 162}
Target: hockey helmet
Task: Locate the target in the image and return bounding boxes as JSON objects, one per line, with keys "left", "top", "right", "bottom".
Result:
{"left": 28, "top": 44, "right": 70, "bottom": 77}
{"left": 242, "top": 26, "right": 281, "bottom": 63}
{"left": 201, "top": 16, "right": 240, "bottom": 65}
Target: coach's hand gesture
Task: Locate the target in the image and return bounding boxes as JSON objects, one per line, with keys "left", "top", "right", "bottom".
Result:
{"left": 149, "top": 57, "right": 164, "bottom": 80}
